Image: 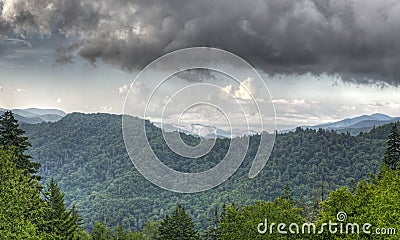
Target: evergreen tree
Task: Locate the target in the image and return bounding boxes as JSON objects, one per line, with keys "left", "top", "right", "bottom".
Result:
{"left": 44, "top": 178, "right": 81, "bottom": 239}
{"left": 113, "top": 225, "right": 126, "bottom": 240}
{"left": 0, "top": 147, "right": 53, "bottom": 239}
{"left": 158, "top": 205, "right": 199, "bottom": 240}
{"left": 383, "top": 124, "right": 400, "bottom": 170}
{"left": 91, "top": 222, "right": 109, "bottom": 240}
{"left": 66, "top": 204, "right": 84, "bottom": 239}
{"left": 280, "top": 183, "right": 294, "bottom": 203}
{"left": 142, "top": 221, "right": 161, "bottom": 240}
{"left": 0, "top": 110, "right": 40, "bottom": 177}
{"left": 204, "top": 209, "right": 221, "bottom": 240}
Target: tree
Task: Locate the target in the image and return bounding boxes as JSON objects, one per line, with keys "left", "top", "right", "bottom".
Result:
{"left": 67, "top": 204, "right": 84, "bottom": 239}
{"left": 158, "top": 205, "right": 199, "bottom": 240}
{"left": 0, "top": 110, "right": 40, "bottom": 177}
{"left": 92, "top": 222, "right": 109, "bottom": 240}
{"left": 142, "top": 220, "right": 161, "bottom": 240}
{"left": 43, "top": 178, "right": 81, "bottom": 239}
{"left": 0, "top": 147, "right": 52, "bottom": 239}
{"left": 317, "top": 167, "right": 400, "bottom": 239}
{"left": 218, "top": 199, "right": 305, "bottom": 239}
{"left": 280, "top": 183, "right": 294, "bottom": 204}
{"left": 204, "top": 209, "right": 221, "bottom": 240}
{"left": 383, "top": 124, "right": 400, "bottom": 170}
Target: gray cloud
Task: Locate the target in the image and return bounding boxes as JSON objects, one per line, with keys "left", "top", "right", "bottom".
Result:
{"left": 1, "top": 0, "right": 400, "bottom": 85}
{"left": 176, "top": 69, "right": 216, "bottom": 83}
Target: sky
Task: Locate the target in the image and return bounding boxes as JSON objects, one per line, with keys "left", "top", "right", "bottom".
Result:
{"left": 0, "top": 0, "right": 399, "bottom": 130}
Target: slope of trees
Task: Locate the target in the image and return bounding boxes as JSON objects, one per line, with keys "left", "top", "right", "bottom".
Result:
{"left": 21, "top": 113, "right": 390, "bottom": 231}
{"left": 95, "top": 164, "right": 400, "bottom": 239}
{"left": 19, "top": 113, "right": 391, "bottom": 231}
{"left": 2, "top": 110, "right": 399, "bottom": 239}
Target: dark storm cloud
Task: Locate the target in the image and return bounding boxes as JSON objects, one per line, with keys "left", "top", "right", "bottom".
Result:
{"left": 1, "top": 0, "right": 400, "bottom": 85}
{"left": 176, "top": 69, "right": 216, "bottom": 83}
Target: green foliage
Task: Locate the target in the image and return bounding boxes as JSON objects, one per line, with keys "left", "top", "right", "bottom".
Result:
{"left": 43, "top": 178, "right": 83, "bottom": 239}
{"left": 19, "top": 113, "right": 392, "bottom": 231}
{"left": 0, "top": 110, "right": 40, "bottom": 177}
{"left": 317, "top": 167, "right": 400, "bottom": 239}
{"left": 92, "top": 222, "right": 109, "bottom": 240}
{"left": 204, "top": 208, "right": 221, "bottom": 240}
{"left": 2, "top": 112, "right": 399, "bottom": 239}
{"left": 0, "top": 111, "right": 85, "bottom": 239}
{"left": 142, "top": 221, "right": 161, "bottom": 240}
{"left": 383, "top": 124, "right": 400, "bottom": 170}
{"left": 280, "top": 183, "right": 294, "bottom": 204}
{"left": 73, "top": 229, "right": 92, "bottom": 240}
{"left": 158, "top": 205, "right": 200, "bottom": 240}
{"left": 91, "top": 222, "right": 145, "bottom": 240}
{"left": 218, "top": 198, "right": 305, "bottom": 239}
{"left": 0, "top": 147, "right": 53, "bottom": 239}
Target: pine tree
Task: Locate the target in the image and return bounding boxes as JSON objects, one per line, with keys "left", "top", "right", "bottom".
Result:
{"left": 91, "top": 222, "right": 109, "bottom": 240}
{"left": 0, "top": 110, "right": 40, "bottom": 177}
{"left": 280, "top": 183, "right": 294, "bottom": 203}
{"left": 0, "top": 147, "right": 51, "bottom": 239}
{"left": 44, "top": 178, "right": 81, "bottom": 239}
{"left": 65, "top": 204, "right": 83, "bottom": 239}
{"left": 383, "top": 124, "right": 400, "bottom": 170}
{"left": 158, "top": 205, "right": 199, "bottom": 240}
{"left": 205, "top": 208, "right": 221, "bottom": 240}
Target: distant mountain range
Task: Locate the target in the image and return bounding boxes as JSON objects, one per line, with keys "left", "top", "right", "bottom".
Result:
{"left": 305, "top": 113, "right": 400, "bottom": 135}
{"left": 152, "top": 122, "right": 259, "bottom": 138}
{"left": 0, "top": 107, "right": 66, "bottom": 124}
{"left": 1, "top": 107, "right": 398, "bottom": 136}
{"left": 155, "top": 113, "right": 400, "bottom": 138}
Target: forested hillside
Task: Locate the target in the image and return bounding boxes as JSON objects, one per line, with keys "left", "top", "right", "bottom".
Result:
{"left": 20, "top": 113, "right": 394, "bottom": 231}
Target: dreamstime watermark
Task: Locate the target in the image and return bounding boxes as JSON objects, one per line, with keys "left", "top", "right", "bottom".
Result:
{"left": 257, "top": 212, "right": 396, "bottom": 236}
{"left": 122, "top": 47, "right": 276, "bottom": 193}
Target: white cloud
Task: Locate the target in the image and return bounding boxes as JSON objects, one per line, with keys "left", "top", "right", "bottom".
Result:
{"left": 221, "top": 84, "right": 233, "bottom": 95}
{"left": 56, "top": 98, "right": 62, "bottom": 103}
{"left": 272, "top": 98, "right": 320, "bottom": 107}
{"left": 275, "top": 113, "right": 339, "bottom": 128}
{"left": 13, "top": 88, "right": 22, "bottom": 93}
{"left": 234, "top": 77, "right": 258, "bottom": 100}
{"left": 337, "top": 105, "right": 357, "bottom": 112}
{"left": 100, "top": 106, "right": 113, "bottom": 112}
{"left": 362, "top": 102, "right": 400, "bottom": 113}
{"left": 118, "top": 84, "right": 129, "bottom": 94}
{"left": 220, "top": 77, "right": 260, "bottom": 101}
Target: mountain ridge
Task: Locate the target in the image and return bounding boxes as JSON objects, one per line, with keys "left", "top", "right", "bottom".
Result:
{"left": 283, "top": 113, "right": 400, "bottom": 135}
{"left": 0, "top": 107, "right": 66, "bottom": 124}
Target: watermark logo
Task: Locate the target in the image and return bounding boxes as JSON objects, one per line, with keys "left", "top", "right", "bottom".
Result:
{"left": 336, "top": 211, "right": 347, "bottom": 222}
{"left": 257, "top": 211, "right": 396, "bottom": 236}
{"left": 122, "top": 47, "right": 276, "bottom": 193}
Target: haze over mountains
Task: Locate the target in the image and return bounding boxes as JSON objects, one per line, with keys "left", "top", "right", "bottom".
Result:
{"left": 2, "top": 107, "right": 399, "bottom": 137}
{"left": 306, "top": 113, "right": 400, "bottom": 135}
{"left": 0, "top": 107, "right": 66, "bottom": 124}
{"left": 152, "top": 122, "right": 259, "bottom": 139}
{"left": 154, "top": 113, "right": 400, "bottom": 138}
